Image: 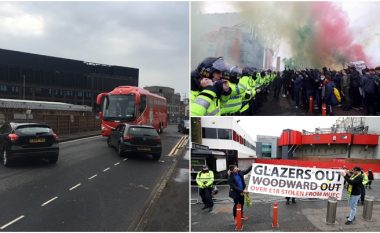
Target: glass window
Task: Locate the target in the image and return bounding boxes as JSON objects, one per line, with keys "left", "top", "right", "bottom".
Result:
{"left": 218, "top": 128, "right": 231, "bottom": 140}
{"left": 139, "top": 95, "right": 146, "bottom": 115}
{"left": 202, "top": 127, "right": 217, "bottom": 139}
{"left": 103, "top": 94, "right": 135, "bottom": 120}
{"left": 127, "top": 127, "right": 158, "bottom": 137}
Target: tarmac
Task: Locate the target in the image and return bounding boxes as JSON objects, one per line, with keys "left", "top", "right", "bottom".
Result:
{"left": 191, "top": 181, "right": 380, "bottom": 232}
{"left": 256, "top": 92, "right": 367, "bottom": 116}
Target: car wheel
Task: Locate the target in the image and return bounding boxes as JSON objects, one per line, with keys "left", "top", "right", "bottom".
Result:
{"left": 2, "top": 148, "right": 10, "bottom": 167}
{"left": 107, "top": 137, "right": 112, "bottom": 148}
{"left": 48, "top": 155, "right": 59, "bottom": 164}
{"left": 152, "top": 153, "right": 161, "bottom": 161}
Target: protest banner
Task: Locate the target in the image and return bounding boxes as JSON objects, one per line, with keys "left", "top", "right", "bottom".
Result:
{"left": 248, "top": 163, "right": 344, "bottom": 200}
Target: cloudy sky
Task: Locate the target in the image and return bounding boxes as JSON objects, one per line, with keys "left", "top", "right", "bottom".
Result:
{"left": 0, "top": 1, "right": 189, "bottom": 97}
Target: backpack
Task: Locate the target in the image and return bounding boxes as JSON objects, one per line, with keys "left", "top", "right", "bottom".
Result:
{"left": 333, "top": 87, "right": 341, "bottom": 102}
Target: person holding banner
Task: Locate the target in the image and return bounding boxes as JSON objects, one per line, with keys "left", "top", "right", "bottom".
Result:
{"left": 342, "top": 166, "right": 363, "bottom": 225}
{"left": 228, "top": 164, "right": 252, "bottom": 222}
{"left": 196, "top": 165, "right": 214, "bottom": 212}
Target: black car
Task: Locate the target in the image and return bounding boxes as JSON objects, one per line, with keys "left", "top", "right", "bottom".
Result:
{"left": 107, "top": 124, "right": 162, "bottom": 160}
{"left": 0, "top": 122, "right": 59, "bottom": 166}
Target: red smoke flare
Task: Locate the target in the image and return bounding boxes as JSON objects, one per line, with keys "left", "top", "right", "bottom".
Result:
{"left": 311, "top": 2, "right": 369, "bottom": 66}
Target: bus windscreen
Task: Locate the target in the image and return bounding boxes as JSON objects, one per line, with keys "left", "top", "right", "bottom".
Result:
{"left": 103, "top": 94, "right": 135, "bottom": 120}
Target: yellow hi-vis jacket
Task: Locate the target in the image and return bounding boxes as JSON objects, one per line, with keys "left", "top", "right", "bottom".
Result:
{"left": 221, "top": 81, "right": 243, "bottom": 115}
{"left": 196, "top": 170, "right": 214, "bottom": 189}
{"left": 191, "top": 89, "right": 220, "bottom": 116}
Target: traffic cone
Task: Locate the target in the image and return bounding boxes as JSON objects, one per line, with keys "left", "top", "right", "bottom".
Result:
{"left": 272, "top": 202, "right": 279, "bottom": 228}
{"left": 235, "top": 204, "right": 243, "bottom": 231}
{"left": 322, "top": 103, "right": 327, "bottom": 116}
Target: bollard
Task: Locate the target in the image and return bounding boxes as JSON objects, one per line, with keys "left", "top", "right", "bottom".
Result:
{"left": 321, "top": 103, "right": 327, "bottom": 116}
{"left": 326, "top": 196, "right": 337, "bottom": 224}
{"left": 309, "top": 96, "right": 313, "bottom": 114}
{"left": 363, "top": 196, "right": 374, "bottom": 221}
{"left": 235, "top": 204, "right": 243, "bottom": 231}
{"left": 272, "top": 202, "right": 279, "bottom": 228}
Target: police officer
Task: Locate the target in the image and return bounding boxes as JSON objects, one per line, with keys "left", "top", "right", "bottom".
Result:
{"left": 191, "top": 57, "right": 230, "bottom": 116}
{"left": 221, "top": 66, "right": 243, "bottom": 115}
{"left": 196, "top": 165, "right": 214, "bottom": 212}
{"left": 238, "top": 67, "right": 257, "bottom": 115}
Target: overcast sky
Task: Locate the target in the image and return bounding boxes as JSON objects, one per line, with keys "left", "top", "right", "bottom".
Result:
{"left": 235, "top": 116, "right": 341, "bottom": 141}
{"left": 0, "top": 1, "right": 189, "bottom": 98}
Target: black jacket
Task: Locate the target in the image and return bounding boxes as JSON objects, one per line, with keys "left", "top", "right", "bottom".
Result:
{"left": 344, "top": 173, "right": 363, "bottom": 196}
{"left": 228, "top": 165, "right": 252, "bottom": 199}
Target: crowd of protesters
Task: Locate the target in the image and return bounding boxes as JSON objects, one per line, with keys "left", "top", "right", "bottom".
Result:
{"left": 190, "top": 56, "right": 380, "bottom": 116}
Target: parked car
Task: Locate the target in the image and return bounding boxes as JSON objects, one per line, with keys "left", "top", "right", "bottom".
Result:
{"left": 107, "top": 124, "right": 162, "bottom": 160}
{"left": 0, "top": 122, "right": 59, "bottom": 166}
{"left": 178, "top": 116, "right": 189, "bottom": 134}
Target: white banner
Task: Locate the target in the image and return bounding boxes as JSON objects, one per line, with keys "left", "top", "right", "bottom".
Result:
{"left": 248, "top": 163, "right": 345, "bottom": 200}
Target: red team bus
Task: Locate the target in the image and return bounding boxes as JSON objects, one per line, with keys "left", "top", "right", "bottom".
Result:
{"left": 96, "top": 86, "right": 168, "bottom": 136}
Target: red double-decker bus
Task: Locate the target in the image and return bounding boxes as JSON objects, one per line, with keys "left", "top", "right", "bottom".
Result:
{"left": 96, "top": 86, "right": 168, "bottom": 136}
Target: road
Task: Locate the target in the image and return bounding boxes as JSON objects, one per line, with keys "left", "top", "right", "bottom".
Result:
{"left": 0, "top": 124, "right": 186, "bottom": 231}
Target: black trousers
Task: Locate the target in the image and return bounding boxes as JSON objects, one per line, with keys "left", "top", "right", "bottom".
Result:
{"left": 360, "top": 186, "right": 365, "bottom": 203}
{"left": 199, "top": 187, "right": 213, "bottom": 208}
{"left": 233, "top": 194, "right": 245, "bottom": 218}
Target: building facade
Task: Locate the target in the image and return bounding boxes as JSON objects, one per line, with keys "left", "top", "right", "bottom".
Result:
{"left": 197, "top": 117, "right": 256, "bottom": 158}
{"left": 0, "top": 48, "right": 139, "bottom": 109}
{"left": 143, "top": 86, "right": 181, "bottom": 123}
{"left": 256, "top": 135, "right": 280, "bottom": 159}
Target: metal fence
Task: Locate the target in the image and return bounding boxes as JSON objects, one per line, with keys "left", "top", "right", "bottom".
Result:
{"left": 0, "top": 112, "right": 100, "bottom": 136}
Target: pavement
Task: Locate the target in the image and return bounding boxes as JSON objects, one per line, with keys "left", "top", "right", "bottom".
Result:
{"left": 141, "top": 147, "right": 189, "bottom": 231}
{"left": 191, "top": 181, "right": 380, "bottom": 232}
{"left": 255, "top": 91, "right": 366, "bottom": 116}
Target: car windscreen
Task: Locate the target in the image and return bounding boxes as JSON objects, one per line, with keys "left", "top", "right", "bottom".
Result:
{"left": 103, "top": 94, "right": 135, "bottom": 120}
{"left": 127, "top": 127, "right": 158, "bottom": 137}
{"left": 15, "top": 125, "right": 52, "bottom": 135}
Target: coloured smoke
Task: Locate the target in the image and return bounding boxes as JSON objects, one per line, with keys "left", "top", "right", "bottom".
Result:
{"left": 233, "top": 1, "right": 370, "bottom": 69}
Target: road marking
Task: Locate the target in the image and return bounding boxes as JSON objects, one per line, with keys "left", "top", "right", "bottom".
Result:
{"left": 60, "top": 135, "right": 102, "bottom": 144}
{"left": 41, "top": 196, "right": 58, "bottom": 207}
{"left": 0, "top": 215, "right": 25, "bottom": 230}
{"left": 69, "top": 183, "right": 82, "bottom": 191}
{"left": 88, "top": 174, "right": 98, "bottom": 180}
{"left": 123, "top": 158, "right": 128, "bottom": 161}
{"left": 168, "top": 135, "right": 186, "bottom": 156}
{"left": 114, "top": 162, "right": 120, "bottom": 166}
{"left": 103, "top": 167, "right": 110, "bottom": 172}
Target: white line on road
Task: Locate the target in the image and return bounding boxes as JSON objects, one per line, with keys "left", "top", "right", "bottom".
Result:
{"left": 41, "top": 196, "right": 58, "bottom": 207}
{"left": 88, "top": 174, "right": 98, "bottom": 180}
{"left": 103, "top": 167, "right": 110, "bottom": 172}
{"left": 123, "top": 158, "right": 128, "bottom": 161}
{"left": 69, "top": 183, "right": 82, "bottom": 191}
{"left": 114, "top": 162, "right": 120, "bottom": 166}
{"left": 0, "top": 215, "right": 25, "bottom": 230}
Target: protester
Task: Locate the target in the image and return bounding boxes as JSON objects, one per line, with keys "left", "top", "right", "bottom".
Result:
{"left": 196, "top": 165, "right": 214, "bottom": 212}
{"left": 342, "top": 166, "right": 363, "bottom": 225}
{"left": 359, "top": 168, "right": 369, "bottom": 205}
{"left": 228, "top": 164, "right": 252, "bottom": 224}
{"left": 366, "top": 169, "right": 374, "bottom": 189}
{"left": 285, "top": 197, "right": 296, "bottom": 205}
